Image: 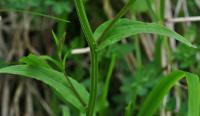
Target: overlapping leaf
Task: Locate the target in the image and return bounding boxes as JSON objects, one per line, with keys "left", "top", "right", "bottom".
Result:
{"left": 0, "top": 65, "right": 89, "bottom": 112}
{"left": 94, "top": 19, "right": 195, "bottom": 50}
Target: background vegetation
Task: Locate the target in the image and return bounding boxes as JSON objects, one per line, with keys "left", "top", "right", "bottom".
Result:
{"left": 0, "top": 0, "right": 200, "bottom": 115}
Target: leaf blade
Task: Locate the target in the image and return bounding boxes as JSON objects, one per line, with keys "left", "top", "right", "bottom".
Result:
{"left": 186, "top": 73, "right": 200, "bottom": 116}
{"left": 138, "top": 70, "right": 200, "bottom": 116}
{"left": 138, "top": 70, "right": 185, "bottom": 116}
{"left": 0, "top": 65, "right": 89, "bottom": 112}
{"left": 94, "top": 19, "right": 195, "bottom": 50}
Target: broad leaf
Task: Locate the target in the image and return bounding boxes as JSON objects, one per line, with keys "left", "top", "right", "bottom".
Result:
{"left": 94, "top": 19, "right": 195, "bottom": 50}
{"left": 138, "top": 70, "right": 200, "bottom": 116}
{"left": 0, "top": 65, "right": 89, "bottom": 112}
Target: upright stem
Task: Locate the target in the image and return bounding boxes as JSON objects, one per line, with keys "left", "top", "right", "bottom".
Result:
{"left": 74, "top": 0, "right": 98, "bottom": 115}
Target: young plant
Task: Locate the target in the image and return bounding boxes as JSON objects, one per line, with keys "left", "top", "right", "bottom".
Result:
{"left": 0, "top": 0, "right": 199, "bottom": 116}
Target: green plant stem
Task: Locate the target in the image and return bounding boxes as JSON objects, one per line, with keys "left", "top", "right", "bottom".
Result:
{"left": 99, "top": 54, "right": 116, "bottom": 115}
{"left": 159, "top": 0, "right": 165, "bottom": 21}
{"left": 74, "top": 0, "right": 98, "bottom": 115}
{"left": 135, "top": 37, "right": 142, "bottom": 68}
{"left": 102, "top": 54, "right": 116, "bottom": 102}
{"left": 97, "top": 0, "right": 137, "bottom": 43}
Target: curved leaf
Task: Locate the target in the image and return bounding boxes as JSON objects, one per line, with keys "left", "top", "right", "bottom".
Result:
{"left": 94, "top": 19, "right": 196, "bottom": 50}
{"left": 0, "top": 9, "right": 69, "bottom": 23}
{"left": 0, "top": 65, "right": 89, "bottom": 112}
{"left": 138, "top": 70, "right": 200, "bottom": 116}
{"left": 186, "top": 73, "right": 200, "bottom": 116}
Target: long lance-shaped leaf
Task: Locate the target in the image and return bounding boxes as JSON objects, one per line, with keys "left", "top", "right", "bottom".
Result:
{"left": 94, "top": 19, "right": 196, "bottom": 50}
{"left": 0, "top": 9, "right": 69, "bottom": 23}
{"left": 138, "top": 70, "right": 200, "bottom": 116}
{"left": 186, "top": 73, "right": 200, "bottom": 116}
{"left": 0, "top": 65, "right": 89, "bottom": 112}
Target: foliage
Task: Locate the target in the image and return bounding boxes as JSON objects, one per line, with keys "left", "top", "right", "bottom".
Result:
{"left": 0, "top": 0, "right": 200, "bottom": 116}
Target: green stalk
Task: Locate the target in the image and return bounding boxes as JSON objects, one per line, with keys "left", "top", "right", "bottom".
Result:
{"left": 99, "top": 54, "right": 116, "bottom": 115}
{"left": 74, "top": 0, "right": 98, "bottom": 115}
{"left": 97, "top": 0, "right": 137, "bottom": 43}
{"left": 135, "top": 37, "right": 142, "bottom": 68}
{"left": 159, "top": 0, "right": 165, "bottom": 21}
{"left": 102, "top": 54, "right": 116, "bottom": 102}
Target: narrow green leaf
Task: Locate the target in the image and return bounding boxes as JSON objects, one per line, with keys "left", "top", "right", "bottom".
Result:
{"left": 186, "top": 73, "right": 200, "bottom": 116}
{"left": 138, "top": 71, "right": 200, "bottom": 116}
{"left": 62, "top": 50, "right": 70, "bottom": 69}
{"left": 0, "top": 65, "right": 89, "bottom": 112}
{"left": 138, "top": 70, "right": 185, "bottom": 116}
{"left": 52, "top": 30, "right": 59, "bottom": 47}
{"left": 94, "top": 19, "right": 196, "bottom": 50}
{"left": 0, "top": 9, "right": 69, "bottom": 23}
